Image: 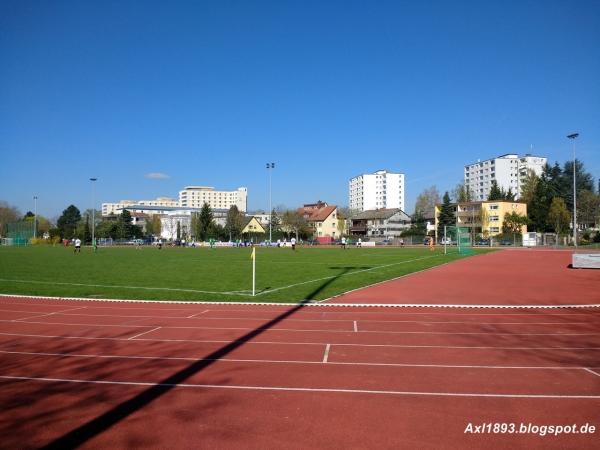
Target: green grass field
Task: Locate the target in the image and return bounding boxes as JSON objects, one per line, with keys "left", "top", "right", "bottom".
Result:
{"left": 0, "top": 245, "right": 490, "bottom": 303}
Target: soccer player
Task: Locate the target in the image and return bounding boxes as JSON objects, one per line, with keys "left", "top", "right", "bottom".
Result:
{"left": 291, "top": 237, "right": 296, "bottom": 251}
{"left": 74, "top": 238, "right": 81, "bottom": 254}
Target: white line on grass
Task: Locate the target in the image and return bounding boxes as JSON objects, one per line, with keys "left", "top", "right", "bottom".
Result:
{"left": 0, "top": 375, "right": 598, "bottom": 399}
{"left": 322, "top": 344, "right": 331, "bottom": 363}
{"left": 584, "top": 368, "right": 600, "bottom": 378}
{"left": 255, "top": 255, "right": 441, "bottom": 296}
{"left": 1, "top": 331, "right": 599, "bottom": 351}
{"left": 127, "top": 327, "right": 162, "bottom": 340}
{"left": 1, "top": 349, "right": 597, "bottom": 371}
{"left": 0, "top": 279, "right": 248, "bottom": 296}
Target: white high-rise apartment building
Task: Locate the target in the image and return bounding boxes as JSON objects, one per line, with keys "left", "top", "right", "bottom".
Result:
{"left": 349, "top": 170, "right": 405, "bottom": 212}
{"left": 464, "top": 154, "right": 547, "bottom": 201}
{"left": 102, "top": 197, "right": 179, "bottom": 216}
{"left": 179, "top": 186, "right": 247, "bottom": 212}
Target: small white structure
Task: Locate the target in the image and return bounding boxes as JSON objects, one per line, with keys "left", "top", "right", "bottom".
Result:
{"left": 572, "top": 253, "right": 600, "bottom": 269}
{"left": 522, "top": 232, "right": 537, "bottom": 247}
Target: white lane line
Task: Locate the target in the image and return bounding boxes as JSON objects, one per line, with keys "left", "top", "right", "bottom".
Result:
{"left": 1, "top": 331, "right": 599, "bottom": 351}
{"left": 0, "top": 279, "right": 248, "bottom": 296}
{"left": 187, "top": 310, "right": 209, "bottom": 318}
{"left": 5, "top": 309, "right": 599, "bottom": 325}
{"left": 12, "top": 306, "right": 88, "bottom": 321}
{"left": 2, "top": 349, "right": 598, "bottom": 371}
{"left": 584, "top": 368, "right": 600, "bottom": 378}
{"left": 353, "top": 321, "right": 358, "bottom": 332}
{"left": 127, "top": 327, "right": 161, "bottom": 340}
{"left": 323, "top": 344, "right": 331, "bottom": 363}
{"left": 1, "top": 375, "right": 598, "bottom": 399}
{"left": 3, "top": 318, "right": 598, "bottom": 336}
{"left": 2, "top": 349, "right": 599, "bottom": 371}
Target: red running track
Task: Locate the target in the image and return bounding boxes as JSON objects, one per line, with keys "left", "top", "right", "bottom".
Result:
{"left": 327, "top": 249, "right": 600, "bottom": 305}
{"left": 0, "top": 296, "right": 598, "bottom": 449}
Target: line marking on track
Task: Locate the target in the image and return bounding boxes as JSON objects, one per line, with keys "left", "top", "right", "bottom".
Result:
{"left": 127, "top": 327, "right": 161, "bottom": 340}
{"left": 354, "top": 321, "right": 358, "bottom": 332}
{"left": 12, "top": 306, "right": 88, "bottom": 321}
{"left": 323, "top": 344, "right": 331, "bottom": 363}
{"left": 1, "top": 349, "right": 599, "bottom": 371}
{"left": 1, "top": 375, "right": 598, "bottom": 399}
{"left": 584, "top": 368, "right": 600, "bottom": 378}
{"left": 4, "top": 318, "right": 599, "bottom": 336}
{"left": 2, "top": 293, "right": 599, "bottom": 309}
{"left": 1, "top": 331, "right": 600, "bottom": 351}
{"left": 187, "top": 310, "right": 209, "bottom": 318}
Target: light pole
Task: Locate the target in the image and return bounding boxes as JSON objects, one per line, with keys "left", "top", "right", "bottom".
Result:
{"left": 33, "top": 196, "right": 38, "bottom": 239}
{"left": 567, "top": 133, "right": 578, "bottom": 247}
{"left": 90, "top": 178, "right": 98, "bottom": 247}
{"left": 266, "top": 163, "right": 275, "bottom": 242}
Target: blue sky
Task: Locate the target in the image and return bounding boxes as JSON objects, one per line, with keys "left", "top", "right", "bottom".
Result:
{"left": 1, "top": 0, "right": 599, "bottom": 220}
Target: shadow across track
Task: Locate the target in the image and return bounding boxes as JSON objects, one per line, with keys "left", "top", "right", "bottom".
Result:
{"left": 41, "top": 268, "right": 352, "bottom": 449}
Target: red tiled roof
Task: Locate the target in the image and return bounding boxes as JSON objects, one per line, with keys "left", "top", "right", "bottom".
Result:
{"left": 297, "top": 205, "right": 337, "bottom": 222}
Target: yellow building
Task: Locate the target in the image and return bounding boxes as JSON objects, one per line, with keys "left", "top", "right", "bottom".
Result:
{"left": 435, "top": 200, "right": 527, "bottom": 239}
{"left": 241, "top": 216, "right": 266, "bottom": 235}
{"left": 297, "top": 201, "right": 342, "bottom": 241}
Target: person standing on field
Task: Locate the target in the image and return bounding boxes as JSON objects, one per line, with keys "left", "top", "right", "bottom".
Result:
{"left": 74, "top": 238, "right": 81, "bottom": 254}
{"left": 291, "top": 237, "right": 296, "bottom": 251}
{"left": 341, "top": 236, "right": 346, "bottom": 249}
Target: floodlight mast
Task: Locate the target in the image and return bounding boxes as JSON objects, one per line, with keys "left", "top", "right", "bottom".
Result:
{"left": 566, "top": 134, "right": 578, "bottom": 247}
{"left": 266, "top": 163, "right": 275, "bottom": 242}
{"left": 90, "top": 178, "right": 98, "bottom": 248}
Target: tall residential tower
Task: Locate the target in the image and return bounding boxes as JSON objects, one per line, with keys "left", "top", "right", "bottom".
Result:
{"left": 349, "top": 170, "right": 405, "bottom": 212}
{"left": 464, "top": 154, "right": 546, "bottom": 201}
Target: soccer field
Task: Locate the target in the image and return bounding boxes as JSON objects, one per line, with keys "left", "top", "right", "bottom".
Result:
{"left": 0, "top": 245, "right": 489, "bottom": 302}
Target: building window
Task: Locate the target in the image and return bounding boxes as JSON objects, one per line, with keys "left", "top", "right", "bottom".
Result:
{"left": 489, "top": 204, "right": 499, "bottom": 210}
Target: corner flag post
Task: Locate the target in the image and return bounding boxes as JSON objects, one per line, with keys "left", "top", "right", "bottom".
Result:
{"left": 251, "top": 247, "right": 256, "bottom": 296}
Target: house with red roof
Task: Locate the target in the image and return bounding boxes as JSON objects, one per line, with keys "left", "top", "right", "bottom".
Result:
{"left": 297, "top": 201, "right": 343, "bottom": 243}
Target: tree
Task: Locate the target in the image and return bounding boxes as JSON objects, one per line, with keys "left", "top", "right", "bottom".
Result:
{"left": 198, "top": 203, "right": 214, "bottom": 241}
{"left": 0, "top": 201, "right": 21, "bottom": 237}
{"left": 95, "top": 219, "right": 117, "bottom": 238}
{"left": 270, "top": 209, "right": 281, "bottom": 233}
{"left": 282, "top": 210, "right": 309, "bottom": 239}
{"left": 225, "top": 205, "right": 244, "bottom": 240}
{"left": 401, "top": 211, "right": 425, "bottom": 237}
{"left": 577, "top": 190, "right": 600, "bottom": 229}
{"left": 414, "top": 186, "right": 440, "bottom": 215}
{"left": 453, "top": 183, "right": 472, "bottom": 203}
{"left": 114, "top": 210, "right": 142, "bottom": 239}
{"left": 547, "top": 197, "right": 571, "bottom": 235}
{"left": 559, "top": 160, "right": 594, "bottom": 212}
{"left": 488, "top": 180, "right": 503, "bottom": 201}
{"left": 57, "top": 205, "right": 82, "bottom": 239}
{"left": 145, "top": 214, "right": 161, "bottom": 237}
{"left": 527, "top": 164, "right": 561, "bottom": 232}
{"left": 436, "top": 192, "right": 454, "bottom": 238}
{"left": 502, "top": 212, "right": 528, "bottom": 234}
{"left": 75, "top": 216, "right": 92, "bottom": 243}
{"left": 519, "top": 170, "right": 539, "bottom": 204}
